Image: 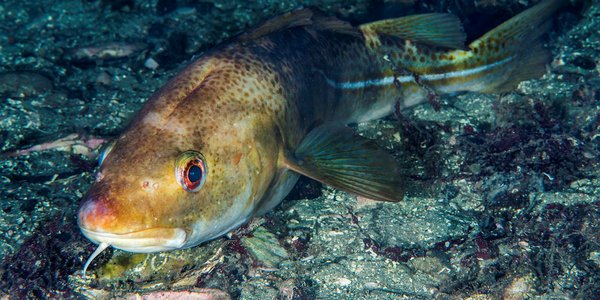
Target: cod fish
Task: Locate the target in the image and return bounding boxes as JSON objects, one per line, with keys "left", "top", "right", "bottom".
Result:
{"left": 78, "top": 0, "right": 563, "bottom": 275}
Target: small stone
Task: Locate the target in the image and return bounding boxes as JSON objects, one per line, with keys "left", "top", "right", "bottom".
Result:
{"left": 125, "top": 288, "right": 230, "bottom": 300}
{"left": 503, "top": 276, "right": 533, "bottom": 300}
{"left": 588, "top": 251, "right": 600, "bottom": 268}
{"left": 96, "top": 72, "right": 112, "bottom": 85}
{"left": 336, "top": 277, "right": 351, "bottom": 286}
{"left": 363, "top": 282, "right": 379, "bottom": 290}
{"left": 0, "top": 71, "right": 53, "bottom": 98}
{"left": 68, "top": 42, "right": 146, "bottom": 61}
{"left": 144, "top": 57, "right": 160, "bottom": 70}
{"left": 464, "top": 294, "right": 494, "bottom": 300}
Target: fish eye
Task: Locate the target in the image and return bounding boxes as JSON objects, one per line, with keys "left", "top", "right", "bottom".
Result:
{"left": 98, "top": 140, "right": 115, "bottom": 167}
{"left": 175, "top": 151, "right": 207, "bottom": 192}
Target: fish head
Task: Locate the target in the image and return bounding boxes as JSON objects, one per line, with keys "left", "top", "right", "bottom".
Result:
{"left": 78, "top": 68, "right": 280, "bottom": 255}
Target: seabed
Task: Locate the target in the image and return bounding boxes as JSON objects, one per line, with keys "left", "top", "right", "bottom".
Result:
{"left": 0, "top": 0, "right": 598, "bottom": 299}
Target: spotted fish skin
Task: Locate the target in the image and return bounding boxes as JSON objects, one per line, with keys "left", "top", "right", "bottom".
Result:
{"left": 77, "top": 0, "right": 563, "bottom": 259}
{"left": 244, "top": 0, "right": 562, "bottom": 139}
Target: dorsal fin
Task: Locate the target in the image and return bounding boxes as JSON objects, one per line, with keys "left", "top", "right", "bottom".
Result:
{"left": 239, "top": 8, "right": 314, "bottom": 42}
{"left": 312, "top": 15, "right": 361, "bottom": 37}
{"left": 239, "top": 8, "right": 360, "bottom": 42}
{"left": 360, "top": 13, "right": 466, "bottom": 49}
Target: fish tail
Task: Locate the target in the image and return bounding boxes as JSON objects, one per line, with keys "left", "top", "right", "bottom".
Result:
{"left": 463, "top": 0, "right": 564, "bottom": 93}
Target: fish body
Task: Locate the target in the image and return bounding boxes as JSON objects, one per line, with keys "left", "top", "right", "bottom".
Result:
{"left": 78, "top": 0, "right": 563, "bottom": 272}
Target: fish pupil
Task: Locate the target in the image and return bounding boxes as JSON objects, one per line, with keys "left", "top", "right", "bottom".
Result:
{"left": 187, "top": 165, "right": 202, "bottom": 183}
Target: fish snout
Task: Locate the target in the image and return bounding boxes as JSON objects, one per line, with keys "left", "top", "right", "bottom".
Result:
{"left": 78, "top": 194, "right": 189, "bottom": 253}
{"left": 78, "top": 195, "right": 118, "bottom": 234}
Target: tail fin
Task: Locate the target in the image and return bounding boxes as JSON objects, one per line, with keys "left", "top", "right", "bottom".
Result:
{"left": 467, "top": 0, "right": 563, "bottom": 92}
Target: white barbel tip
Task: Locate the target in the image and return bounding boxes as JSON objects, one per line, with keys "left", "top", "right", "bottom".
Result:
{"left": 82, "top": 242, "right": 110, "bottom": 278}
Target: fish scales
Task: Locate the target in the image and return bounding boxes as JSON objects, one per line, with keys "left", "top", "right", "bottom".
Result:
{"left": 77, "top": 0, "right": 564, "bottom": 275}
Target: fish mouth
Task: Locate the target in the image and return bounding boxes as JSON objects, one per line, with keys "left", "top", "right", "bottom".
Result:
{"left": 80, "top": 226, "right": 188, "bottom": 253}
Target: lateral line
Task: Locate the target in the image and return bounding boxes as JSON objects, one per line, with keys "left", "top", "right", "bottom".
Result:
{"left": 321, "top": 56, "right": 513, "bottom": 90}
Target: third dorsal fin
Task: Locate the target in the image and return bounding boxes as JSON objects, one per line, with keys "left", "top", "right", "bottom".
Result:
{"left": 359, "top": 13, "right": 466, "bottom": 49}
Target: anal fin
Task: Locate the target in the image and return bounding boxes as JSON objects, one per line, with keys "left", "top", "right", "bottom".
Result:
{"left": 284, "top": 124, "right": 404, "bottom": 202}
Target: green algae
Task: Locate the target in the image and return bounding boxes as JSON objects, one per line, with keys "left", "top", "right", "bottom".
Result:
{"left": 97, "top": 253, "right": 146, "bottom": 281}
{"left": 88, "top": 240, "right": 222, "bottom": 290}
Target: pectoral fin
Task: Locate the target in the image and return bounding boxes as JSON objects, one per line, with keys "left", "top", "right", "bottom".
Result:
{"left": 284, "top": 124, "right": 404, "bottom": 202}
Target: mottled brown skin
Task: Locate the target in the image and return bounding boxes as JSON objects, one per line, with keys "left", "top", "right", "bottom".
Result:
{"left": 78, "top": 21, "right": 385, "bottom": 249}
{"left": 81, "top": 54, "right": 281, "bottom": 234}
{"left": 78, "top": 0, "right": 560, "bottom": 252}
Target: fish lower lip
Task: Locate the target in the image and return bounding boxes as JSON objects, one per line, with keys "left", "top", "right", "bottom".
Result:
{"left": 80, "top": 227, "right": 188, "bottom": 253}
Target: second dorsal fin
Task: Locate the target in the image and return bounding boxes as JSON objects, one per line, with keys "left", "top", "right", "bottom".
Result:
{"left": 359, "top": 13, "right": 466, "bottom": 49}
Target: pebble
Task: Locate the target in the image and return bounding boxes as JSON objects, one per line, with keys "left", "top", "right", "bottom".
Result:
{"left": 503, "top": 276, "right": 532, "bottom": 300}
{"left": 67, "top": 42, "right": 146, "bottom": 61}
{"left": 144, "top": 57, "right": 160, "bottom": 70}
{"left": 124, "top": 289, "right": 230, "bottom": 300}
{"left": 0, "top": 71, "right": 53, "bottom": 97}
{"left": 336, "top": 277, "right": 352, "bottom": 286}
